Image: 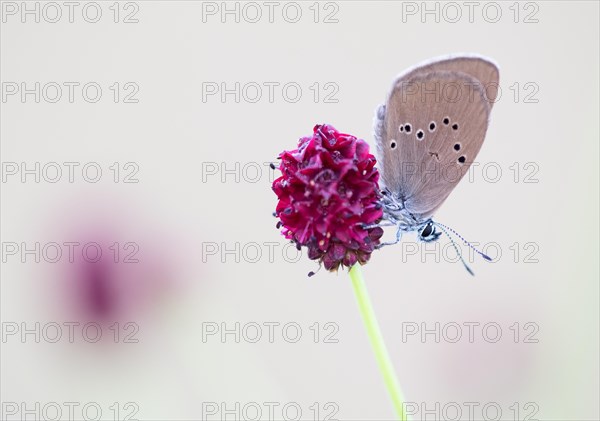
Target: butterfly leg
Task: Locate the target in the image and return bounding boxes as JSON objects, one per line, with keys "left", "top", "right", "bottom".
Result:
{"left": 375, "top": 224, "right": 403, "bottom": 249}
{"left": 362, "top": 221, "right": 396, "bottom": 230}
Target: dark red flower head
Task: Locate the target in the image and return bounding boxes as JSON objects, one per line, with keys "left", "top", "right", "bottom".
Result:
{"left": 272, "top": 124, "right": 384, "bottom": 272}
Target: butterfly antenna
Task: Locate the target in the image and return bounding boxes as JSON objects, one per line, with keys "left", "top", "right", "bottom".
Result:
{"left": 435, "top": 222, "right": 492, "bottom": 262}
{"left": 434, "top": 223, "right": 475, "bottom": 276}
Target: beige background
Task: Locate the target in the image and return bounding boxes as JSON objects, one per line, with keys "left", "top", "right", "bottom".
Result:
{"left": 1, "top": 1, "right": 599, "bottom": 420}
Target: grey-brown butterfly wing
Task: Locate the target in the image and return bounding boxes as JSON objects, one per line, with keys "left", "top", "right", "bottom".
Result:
{"left": 374, "top": 58, "right": 497, "bottom": 220}
{"left": 396, "top": 54, "right": 500, "bottom": 106}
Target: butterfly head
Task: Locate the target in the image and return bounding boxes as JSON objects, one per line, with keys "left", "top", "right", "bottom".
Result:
{"left": 418, "top": 220, "right": 441, "bottom": 243}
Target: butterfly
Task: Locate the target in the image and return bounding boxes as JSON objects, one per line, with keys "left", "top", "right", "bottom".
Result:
{"left": 371, "top": 54, "right": 499, "bottom": 274}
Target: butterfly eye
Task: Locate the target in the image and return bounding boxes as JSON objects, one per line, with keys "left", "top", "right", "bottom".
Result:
{"left": 443, "top": 117, "right": 450, "bottom": 125}
{"left": 390, "top": 140, "right": 397, "bottom": 149}
{"left": 419, "top": 222, "right": 438, "bottom": 242}
{"left": 458, "top": 156, "right": 466, "bottom": 164}
{"left": 421, "top": 223, "right": 433, "bottom": 237}
{"left": 429, "top": 122, "right": 436, "bottom": 132}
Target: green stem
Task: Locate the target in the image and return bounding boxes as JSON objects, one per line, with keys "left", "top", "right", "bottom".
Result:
{"left": 349, "top": 264, "right": 408, "bottom": 421}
